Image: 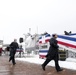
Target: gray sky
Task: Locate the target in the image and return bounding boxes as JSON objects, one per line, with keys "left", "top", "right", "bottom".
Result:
{"left": 0, "top": 0, "right": 76, "bottom": 44}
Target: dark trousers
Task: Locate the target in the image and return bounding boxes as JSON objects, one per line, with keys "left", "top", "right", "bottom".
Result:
{"left": 9, "top": 55, "right": 16, "bottom": 65}
{"left": 42, "top": 58, "right": 61, "bottom": 71}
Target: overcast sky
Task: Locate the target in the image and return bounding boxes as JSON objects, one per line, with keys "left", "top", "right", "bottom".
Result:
{"left": 0, "top": 0, "right": 76, "bottom": 44}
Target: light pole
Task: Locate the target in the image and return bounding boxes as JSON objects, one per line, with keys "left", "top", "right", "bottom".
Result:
{"left": 23, "top": 34, "right": 27, "bottom": 53}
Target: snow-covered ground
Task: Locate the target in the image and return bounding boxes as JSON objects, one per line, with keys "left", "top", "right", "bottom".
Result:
{"left": 16, "top": 55, "right": 76, "bottom": 70}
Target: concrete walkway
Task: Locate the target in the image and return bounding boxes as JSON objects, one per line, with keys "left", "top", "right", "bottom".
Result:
{"left": 0, "top": 55, "right": 76, "bottom": 75}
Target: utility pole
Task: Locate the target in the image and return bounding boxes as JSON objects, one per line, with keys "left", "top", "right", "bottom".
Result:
{"left": 23, "top": 34, "right": 27, "bottom": 53}
{"left": 37, "top": 26, "right": 38, "bottom": 34}
{"left": 29, "top": 28, "right": 31, "bottom": 34}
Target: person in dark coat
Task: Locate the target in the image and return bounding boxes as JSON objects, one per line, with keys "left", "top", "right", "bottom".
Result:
{"left": 41, "top": 34, "right": 63, "bottom": 72}
{"left": 9, "top": 39, "right": 19, "bottom": 65}
{"left": 0, "top": 47, "right": 2, "bottom": 56}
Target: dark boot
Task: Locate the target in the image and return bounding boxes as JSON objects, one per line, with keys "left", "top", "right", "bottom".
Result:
{"left": 57, "top": 68, "right": 63, "bottom": 72}
{"left": 41, "top": 64, "right": 45, "bottom": 71}
{"left": 13, "top": 63, "right": 16, "bottom": 65}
